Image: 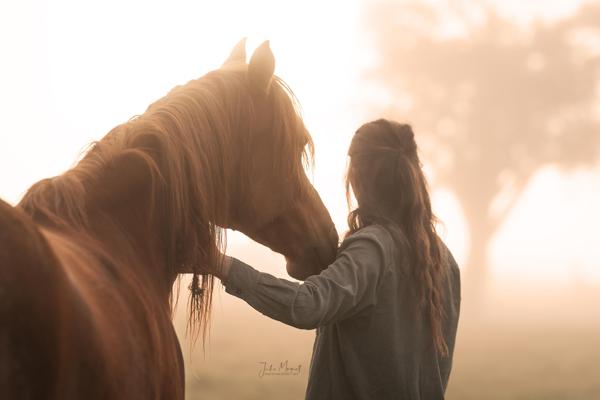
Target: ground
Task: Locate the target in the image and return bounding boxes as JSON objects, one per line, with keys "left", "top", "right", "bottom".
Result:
{"left": 175, "top": 276, "right": 600, "bottom": 400}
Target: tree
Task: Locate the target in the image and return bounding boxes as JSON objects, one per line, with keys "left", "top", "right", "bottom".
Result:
{"left": 364, "top": 2, "right": 600, "bottom": 289}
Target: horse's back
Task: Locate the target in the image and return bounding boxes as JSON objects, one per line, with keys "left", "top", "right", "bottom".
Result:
{"left": 0, "top": 198, "right": 184, "bottom": 399}
{"left": 0, "top": 197, "right": 86, "bottom": 399}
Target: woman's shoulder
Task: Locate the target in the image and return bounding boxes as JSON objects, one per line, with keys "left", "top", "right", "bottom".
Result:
{"left": 342, "top": 224, "right": 393, "bottom": 242}
{"left": 340, "top": 224, "right": 396, "bottom": 264}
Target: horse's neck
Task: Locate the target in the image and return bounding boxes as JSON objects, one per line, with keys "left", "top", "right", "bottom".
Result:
{"left": 20, "top": 101, "right": 234, "bottom": 294}
{"left": 19, "top": 168, "right": 174, "bottom": 298}
{"left": 91, "top": 205, "right": 174, "bottom": 295}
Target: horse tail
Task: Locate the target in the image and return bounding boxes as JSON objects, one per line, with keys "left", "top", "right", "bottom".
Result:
{"left": 0, "top": 197, "right": 72, "bottom": 399}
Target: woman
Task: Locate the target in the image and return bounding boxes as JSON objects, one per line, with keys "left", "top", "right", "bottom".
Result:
{"left": 205, "top": 119, "right": 460, "bottom": 399}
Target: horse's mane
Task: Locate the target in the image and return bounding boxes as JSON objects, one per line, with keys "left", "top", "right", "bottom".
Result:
{"left": 19, "top": 67, "right": 313, "bottom": 343}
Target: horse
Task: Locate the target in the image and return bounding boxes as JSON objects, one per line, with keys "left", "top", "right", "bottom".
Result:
{"left": 0, "top": 39, "right": 339, "bottom": 400}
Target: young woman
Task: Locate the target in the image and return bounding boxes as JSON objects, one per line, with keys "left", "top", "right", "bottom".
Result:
{"left": 205, "top": 119, "right": 460, "bottom": 399}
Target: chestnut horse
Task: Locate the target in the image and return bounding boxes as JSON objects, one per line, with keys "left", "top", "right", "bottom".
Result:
{"left": 0, "top": 40, "right": 338, "bottom": 399}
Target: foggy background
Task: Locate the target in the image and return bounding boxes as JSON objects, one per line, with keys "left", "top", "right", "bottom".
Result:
{"left": 1, "top": 0, "right": 599, "bottom": 398}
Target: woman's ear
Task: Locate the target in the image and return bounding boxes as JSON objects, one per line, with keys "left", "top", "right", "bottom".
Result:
{"left": 248, "top": 40, "right": 275, "bottom": 94}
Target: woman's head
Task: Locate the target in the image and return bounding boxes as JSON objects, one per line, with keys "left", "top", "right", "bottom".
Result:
{"left": 345, "top": 118, "right": 449, "bottom": 357}
{"left": 346, "top": 119, "right": 425, "bottom": 228}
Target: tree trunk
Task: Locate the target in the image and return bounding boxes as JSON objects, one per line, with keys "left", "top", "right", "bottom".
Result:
{"left": 464, "top": 223, "right": 492, "bottom": 299}
{"left": 458, "top": 194, "right": 497, "bottom": 303}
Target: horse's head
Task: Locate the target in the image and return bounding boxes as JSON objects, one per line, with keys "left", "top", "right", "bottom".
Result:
{"left": 216, "top": 39, "right": 339, "bottom": 279}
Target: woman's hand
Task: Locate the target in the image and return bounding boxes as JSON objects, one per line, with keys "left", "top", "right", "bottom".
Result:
{"left": 178, "top": 255, "right": 233, "bottom": 282}
{"left": 196, "top": 255, "right": 233, "bottom": 282}
{"left": 212, "top": 256, "right": 232, "bottom": 281}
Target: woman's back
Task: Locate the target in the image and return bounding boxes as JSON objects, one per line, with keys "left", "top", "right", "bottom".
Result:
{"left": 306, "top": 224, "right": 461, "bottom": 400}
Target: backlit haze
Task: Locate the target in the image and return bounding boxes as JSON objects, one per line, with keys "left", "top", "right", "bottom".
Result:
{"left": 1, "top": 0, "right": 599, "bottom": 398}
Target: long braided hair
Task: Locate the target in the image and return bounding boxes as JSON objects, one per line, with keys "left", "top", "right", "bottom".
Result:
{"left": 345, "top": 118, "right": 448, "bottom": 357}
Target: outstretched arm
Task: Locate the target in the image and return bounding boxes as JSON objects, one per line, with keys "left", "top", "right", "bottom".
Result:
{"left": 214, "top": 232, "right": 389, "bottom": 329}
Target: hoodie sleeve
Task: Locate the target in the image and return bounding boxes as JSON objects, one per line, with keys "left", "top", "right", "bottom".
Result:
{"left": 223, "top": 229, "right": 390, "bottom": 329}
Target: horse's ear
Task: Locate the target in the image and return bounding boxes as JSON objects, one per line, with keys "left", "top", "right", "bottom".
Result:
{"left": 223, "top": 37, "right": 247, "bottom": 66}
{"left": 248, "top": 40, "right": 275, "bottom": 94}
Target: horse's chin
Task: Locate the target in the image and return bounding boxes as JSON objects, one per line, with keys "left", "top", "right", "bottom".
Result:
{"left": 285, "top": 253, "right": 328, "bottom": 281}
{"left": 286, "top": 232, "right": 339, "bottom": 280}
